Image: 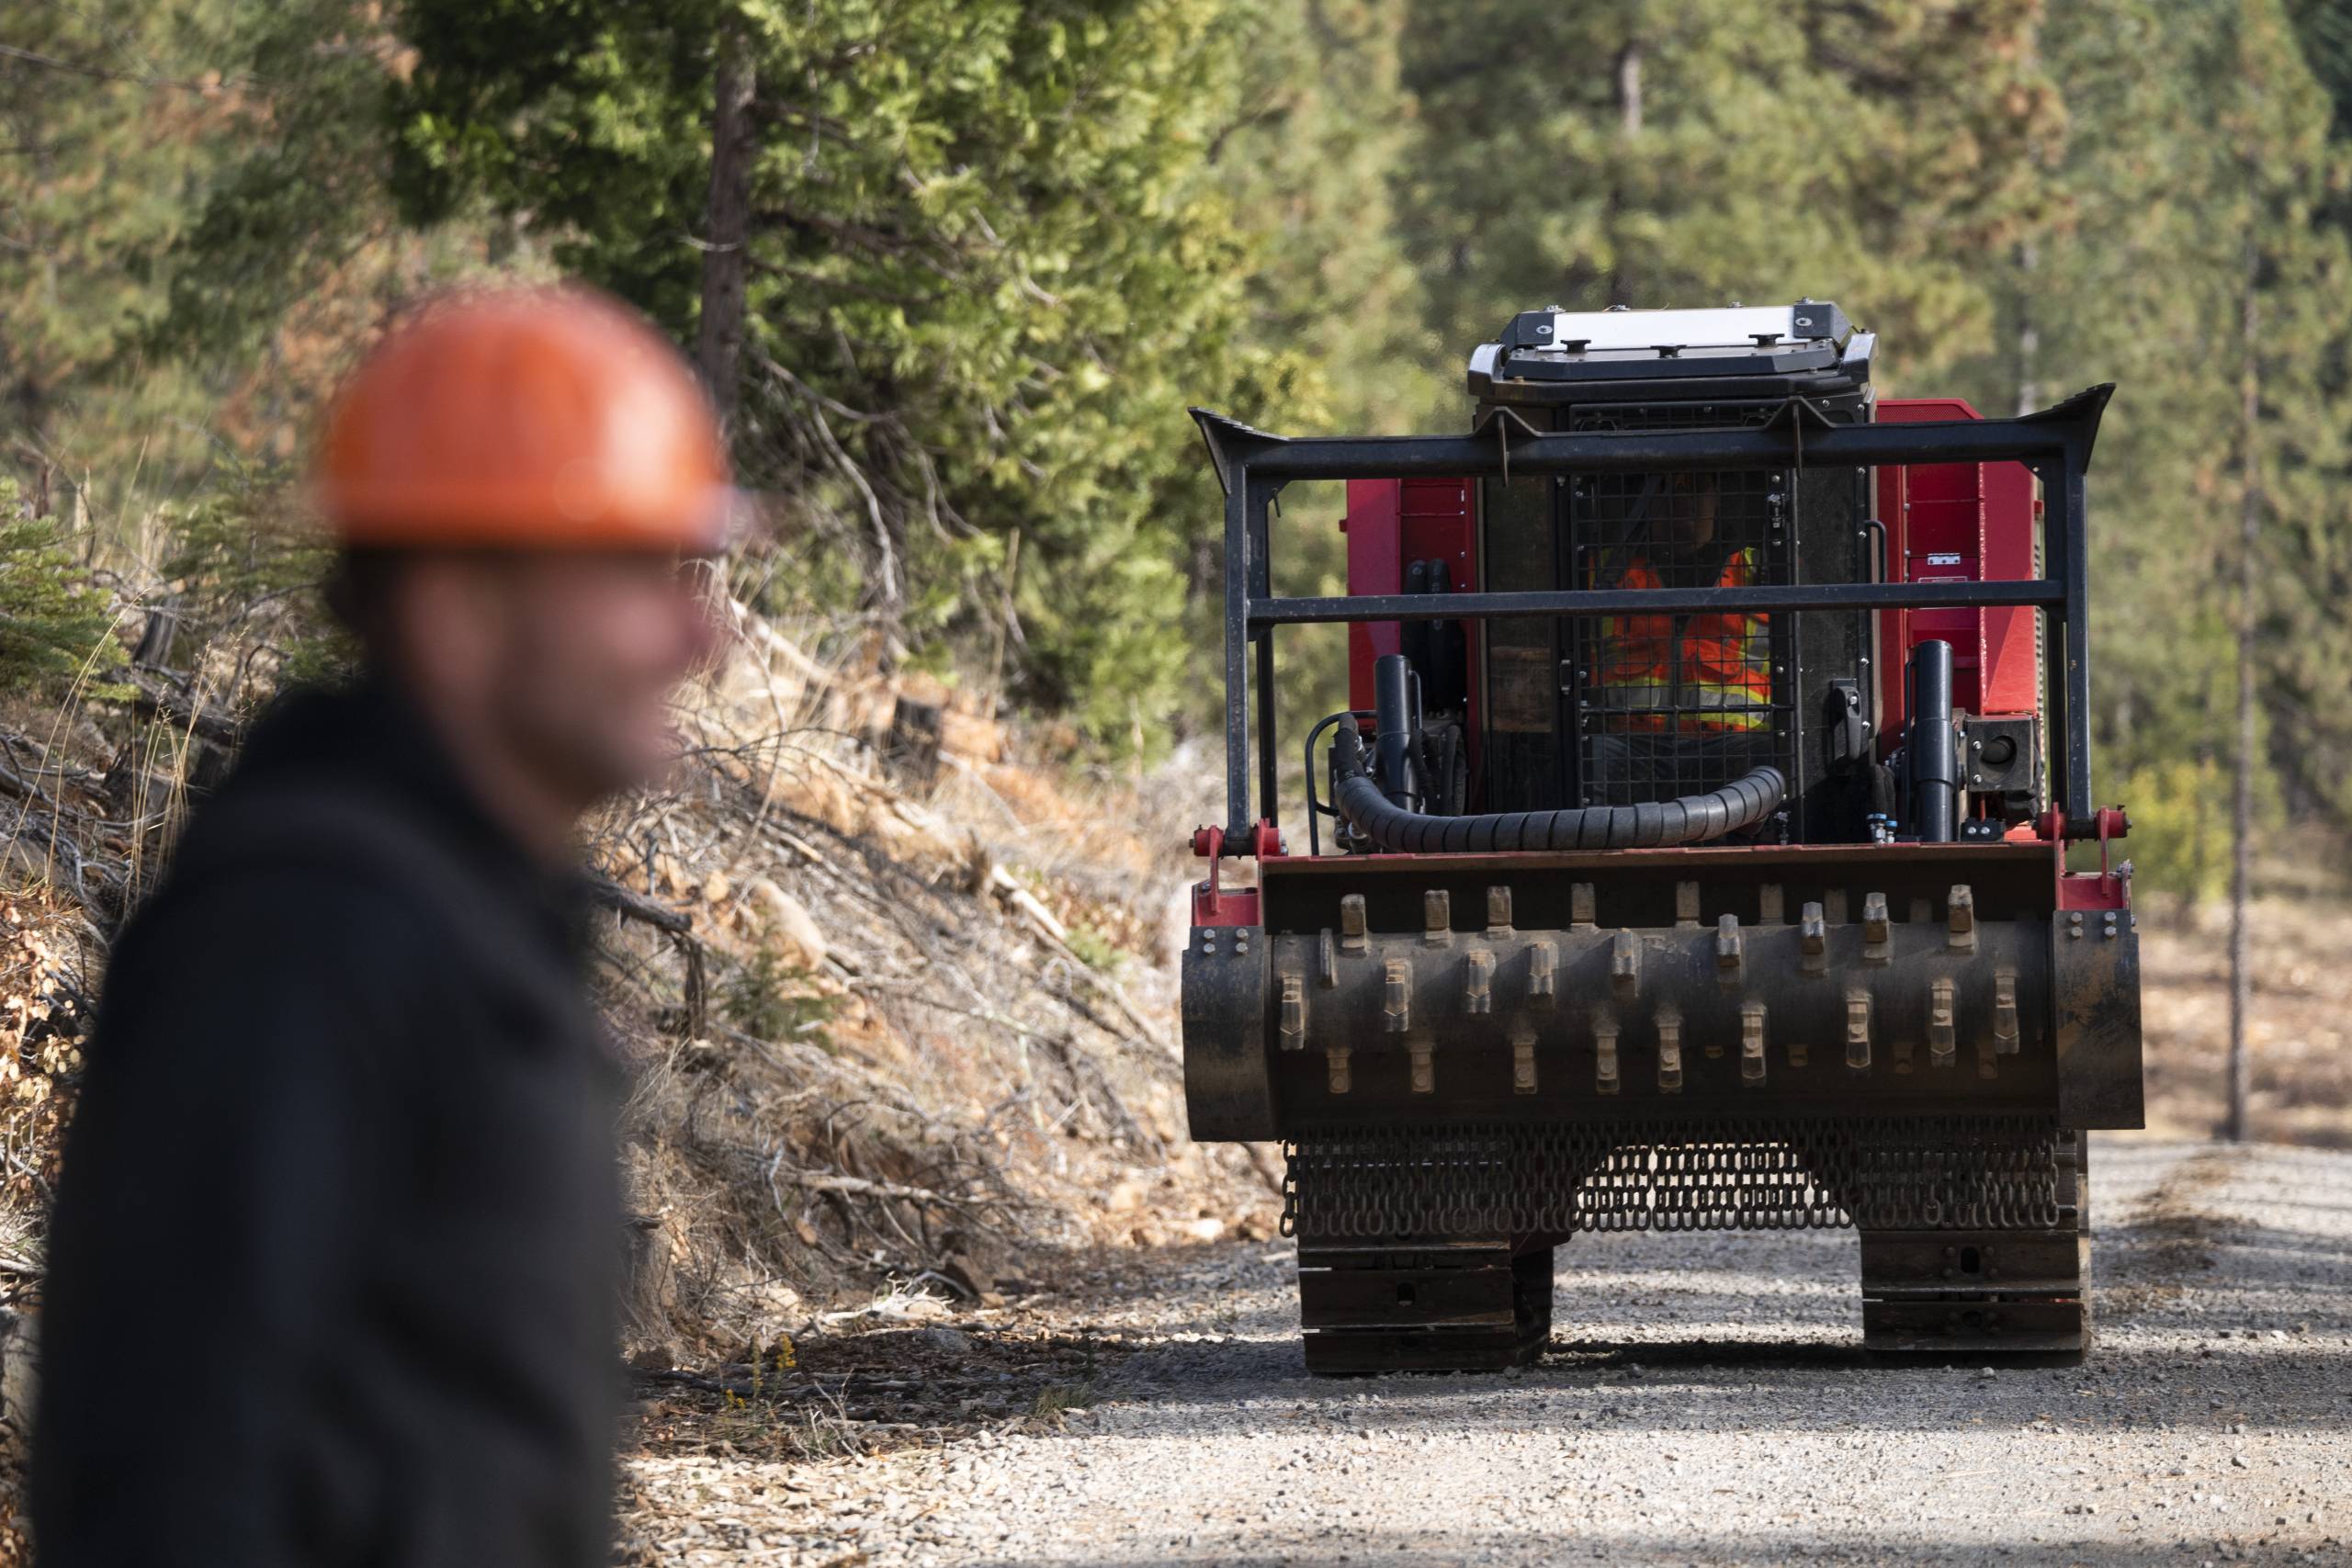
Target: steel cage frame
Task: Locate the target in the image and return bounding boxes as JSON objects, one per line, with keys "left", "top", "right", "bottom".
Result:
{"left": 1191, "top": 384, "right": 2115, "bottom": 854}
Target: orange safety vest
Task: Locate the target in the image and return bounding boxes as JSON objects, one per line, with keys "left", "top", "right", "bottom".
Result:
{"left": 1593, "top": 549, "right": 1770, "bottom": 732}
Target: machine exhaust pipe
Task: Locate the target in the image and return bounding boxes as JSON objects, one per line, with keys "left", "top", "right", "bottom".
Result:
{"left": 1908, "top": 639, "right": 1958, "bottom": 842}
{"left": 1371, "top": 652, "right": 1420, "bottom": 811}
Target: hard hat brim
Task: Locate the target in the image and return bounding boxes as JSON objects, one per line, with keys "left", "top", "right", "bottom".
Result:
{"left": 319, "top": 481, "right": 741, "bottom": 558}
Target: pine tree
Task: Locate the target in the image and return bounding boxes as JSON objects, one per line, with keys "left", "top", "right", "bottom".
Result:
{"left": 0, "top": 483, "right": 126, "bottom": 696}
{"left": 389, "top": 0, "right": 1317, "bottom": 740}
{"left": 1392, "top": 0, "right": 2062, "bottom": 394}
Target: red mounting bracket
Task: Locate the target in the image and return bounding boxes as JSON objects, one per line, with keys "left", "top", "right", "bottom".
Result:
{"left": 1188, "top": 822, "right": 1276, "bottom": 927}
{"left": 2052, "top": 806, "right": 2133, "bottom": 910}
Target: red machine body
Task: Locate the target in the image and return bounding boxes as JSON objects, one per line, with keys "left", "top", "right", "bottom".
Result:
{"left": 1179, "top": 304, "right": 2138, "bottom": 1371}
{"left": 1343, "top": 398, "right": 2050, "bottom": 830}
{"left": 1876, "top": 397, "right": 2043, "bottom": 758}
{"left": 1344, "top": 477, "right": 1479, "bottom": 728}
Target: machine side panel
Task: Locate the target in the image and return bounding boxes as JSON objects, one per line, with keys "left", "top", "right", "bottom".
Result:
{"left": 1980, "top": 452, "right": 2041, "bottom": 716}
{"left": 2053, "top": 914, "right": 2146, "bottom": 1128}
{"left": 1876, "top": 397, "right": 2043, "bottom": 726}
{"left": 1400, "top": 478, "right": 1480, "bottom": 767}
{"left": 1344, "top": 478, "right": 1404, "bottom": 712}
{"left": 1881, "top": 398, "right": 1985, "bottom": 716}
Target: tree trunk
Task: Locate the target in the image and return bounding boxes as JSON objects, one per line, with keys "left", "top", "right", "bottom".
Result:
{"left": 2226, "top": 243, "right": 2258, "bottom": 1145}
{"left": 1606, "top": 40, "right": 1641, "bottom": 308}
{"left": 983, "top": 527, "right": 1022, "bottom": 725}
{"left": 696, "top": 23, "right": 757, "bottom": 427}
{"left": 2013, "top": 239, "right": 2040, "bottom": 417}
{"left": 1616, "top": 40, "right": 1644, "bottom": 136}
{"left": 2012, "top": 19, "right": 2041, "bottom": 419}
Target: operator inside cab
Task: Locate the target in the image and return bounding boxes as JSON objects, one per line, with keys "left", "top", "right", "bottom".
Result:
{"left": 1464, "top": 301, "right": 1873, "bottom": 835}
{"left": 1586, "top": 468, "right": 1773, "bottom": 804}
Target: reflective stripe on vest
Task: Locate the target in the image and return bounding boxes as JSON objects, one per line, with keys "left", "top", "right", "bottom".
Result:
{"left": 1595, "top": 548, "right": 1770, "bottom": 732}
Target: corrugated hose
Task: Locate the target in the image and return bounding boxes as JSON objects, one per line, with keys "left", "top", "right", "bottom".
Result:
{"left": 1329, "top": 725, "right": 1784, "bottom": 852}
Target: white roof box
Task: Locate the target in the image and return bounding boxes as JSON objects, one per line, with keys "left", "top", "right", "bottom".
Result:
{"left": 1511, "top": 301, "right": 1850, "bottom": 355}
{"left": 1468, "top": 300, "right": 1871, "bottom": 403}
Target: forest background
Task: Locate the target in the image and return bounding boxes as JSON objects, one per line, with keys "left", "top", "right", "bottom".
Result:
{"left": 8, "top": 0, "right": 2352, "bottom": 900}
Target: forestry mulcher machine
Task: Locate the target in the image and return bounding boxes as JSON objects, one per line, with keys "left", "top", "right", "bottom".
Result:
{"left": 1182, "top": 301, "right": 2143, "bottom": 1373}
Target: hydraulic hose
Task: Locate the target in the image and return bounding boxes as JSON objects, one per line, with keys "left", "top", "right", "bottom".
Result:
{"left": 1329, "top": 726, "right": 1784, "bottom": 853}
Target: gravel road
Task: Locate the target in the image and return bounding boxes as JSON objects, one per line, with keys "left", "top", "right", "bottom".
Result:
{"left": 628, "top": 1138, "right": 2352, "bottom": 1565}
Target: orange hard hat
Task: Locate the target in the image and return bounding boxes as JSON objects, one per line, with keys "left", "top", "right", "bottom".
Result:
{"left": 317, "top": 285, "right": 732, "bottom": 553}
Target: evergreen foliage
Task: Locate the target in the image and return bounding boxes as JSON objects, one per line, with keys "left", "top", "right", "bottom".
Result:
{"left": 387, "top": 0, "right": 1314, "bottom": 737}
{"left": 0, "top": 484, "right": 126, "bottom": 699}
{"left": 1394, "top": 0, "right": 2063, "bottom": 397}
{"left": 9, "top": 0, "right": 2352, "bottom": 883}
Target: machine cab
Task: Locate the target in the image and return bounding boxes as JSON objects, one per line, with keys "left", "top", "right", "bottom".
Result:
{"left": 1341, "top": 300, "right": 2040, "bottom": 847}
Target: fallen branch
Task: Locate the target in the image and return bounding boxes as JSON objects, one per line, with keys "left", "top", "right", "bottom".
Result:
{"left": 126, "top": 669, "right": 241, "bottom": 747}
{"left": 983, "top": 863, "right": 1172, "bottom": 1059}
{"left": 584, "top": 876, "right": 704, "bottom": 1034}
{"left": 588, "top": 874, "right": 693, "bottom": 935}
{"left": 782, "top": 1169, "right": 1021, "bottom": 1208}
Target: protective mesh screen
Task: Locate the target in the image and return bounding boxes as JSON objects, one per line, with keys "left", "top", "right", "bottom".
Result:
{"left": 1567, "top": 402, "right": 1795, "bottom": 808}
{"left": 1283, "top": 1115, "right": 2065, "bottom": 1237}
{"left": 1479, "top": 476, "right": 1559, "bottom": 815}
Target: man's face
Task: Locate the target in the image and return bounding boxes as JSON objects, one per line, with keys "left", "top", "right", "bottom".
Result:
{"left": 454, "top": 552, "right": 724, "bottom": 806}
{"left": 1657, "top": 472, "right": 1720, "bottom": 550}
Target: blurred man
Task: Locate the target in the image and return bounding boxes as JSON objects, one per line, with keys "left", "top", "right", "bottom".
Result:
{"left": 1586, "top": 468, "right": 1774, "bottom": 802}
{"left": 34, "top": 288, "right": 729, "bottom": 1567}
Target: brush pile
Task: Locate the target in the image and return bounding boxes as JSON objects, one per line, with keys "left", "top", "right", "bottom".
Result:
{"left": 592, "top": 598, "right": 1277, "bottom": 1356}
{"left": 0, "top": 563, "right": 1273, "bottom": 1549}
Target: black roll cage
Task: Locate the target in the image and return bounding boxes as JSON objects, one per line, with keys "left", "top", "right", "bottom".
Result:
{"left": 1189, "top": 384, "right": 2115, "bottom": 856}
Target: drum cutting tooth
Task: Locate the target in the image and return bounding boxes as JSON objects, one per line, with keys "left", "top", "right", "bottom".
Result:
{"left": 1511, "top": 1026, "right": 1539, "bottom": 1095}
{"left": 1326, "top": 1047, "right": 1352, "bottom": 1095}
{"left": 1409, "top": 1034, "right": 1435, "bottom": 1095}
{"left": 1317, "top": 930, "right": 1339, "bottom": 988}
{"left": 1527, "top": 940, "right": 1558, "bottom": 1005}
{"left": 1423, "top": 889, "right": 1453, "bottom": 947}
{"left": 1464, "top": 949, "right": 1495, "bottom": 1015}
{"left": 1845, "top": 987, "right": 1872, "bottom": 1071}
{"left": 1740, "top": 1000, "right": 1769, "bottom": 1086}
{"left": 1948, "top": 884, "right": 1978, "bottom": 954}
{"left": 1928, "top": 976, "right": 1958, "bottom": 1069}
{"left": 1715, "top": 912, "right": 1743, "bottom": 984}
{"left": 1611, "top": 930, "right": 1642, "bottom": 1000}
{"left": 1657, "top": 1008, "right": 1683, "bottom": 1093}
{"left": 1340, "top": 893, "right": 1369, "bottom": 955}
{"left": 1800, "top": 901, "right": 1828, "bottom": 976}
{"left": 1595, "top": 1010, "right": 1622, "bottom": 1095}
{"left": 1674, "top": 881, "right": 1702, "bottom": 930}
{"left": 1279, "top": 969, "right": 1306, "bottom": 1050}
{"left": 1383, "top": 957, "right": 1411, "bottom": 1035}
{"left": 1993, "top": 967, "right": 2021, "bottom": 1055}
{"left": 1758, "top": 883, "right": 1785, "bottom": 924}
{"left": 1486, "top": 886, "right": 1515, "bottom": 939}
{"left": 1569, "top": 882, "right": 1598, "bottom": 931}
{"left": 1861, "top": 892, "right": 1892, "bottom": 966}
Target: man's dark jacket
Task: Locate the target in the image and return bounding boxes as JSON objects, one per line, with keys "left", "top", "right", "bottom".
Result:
{"left": 34, "top": 680, "right": 624, "bottom": 1567}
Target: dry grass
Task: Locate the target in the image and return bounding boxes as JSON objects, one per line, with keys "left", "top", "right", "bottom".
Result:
{"left": 579, "top": 601, "right": 1280, "bottom": 1359}
{"left": 2139, "top": 893, "right": 2352, "bottom": 1146}
{"left": 0, "top": 574, "right": 1279, "bottom": 1560}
